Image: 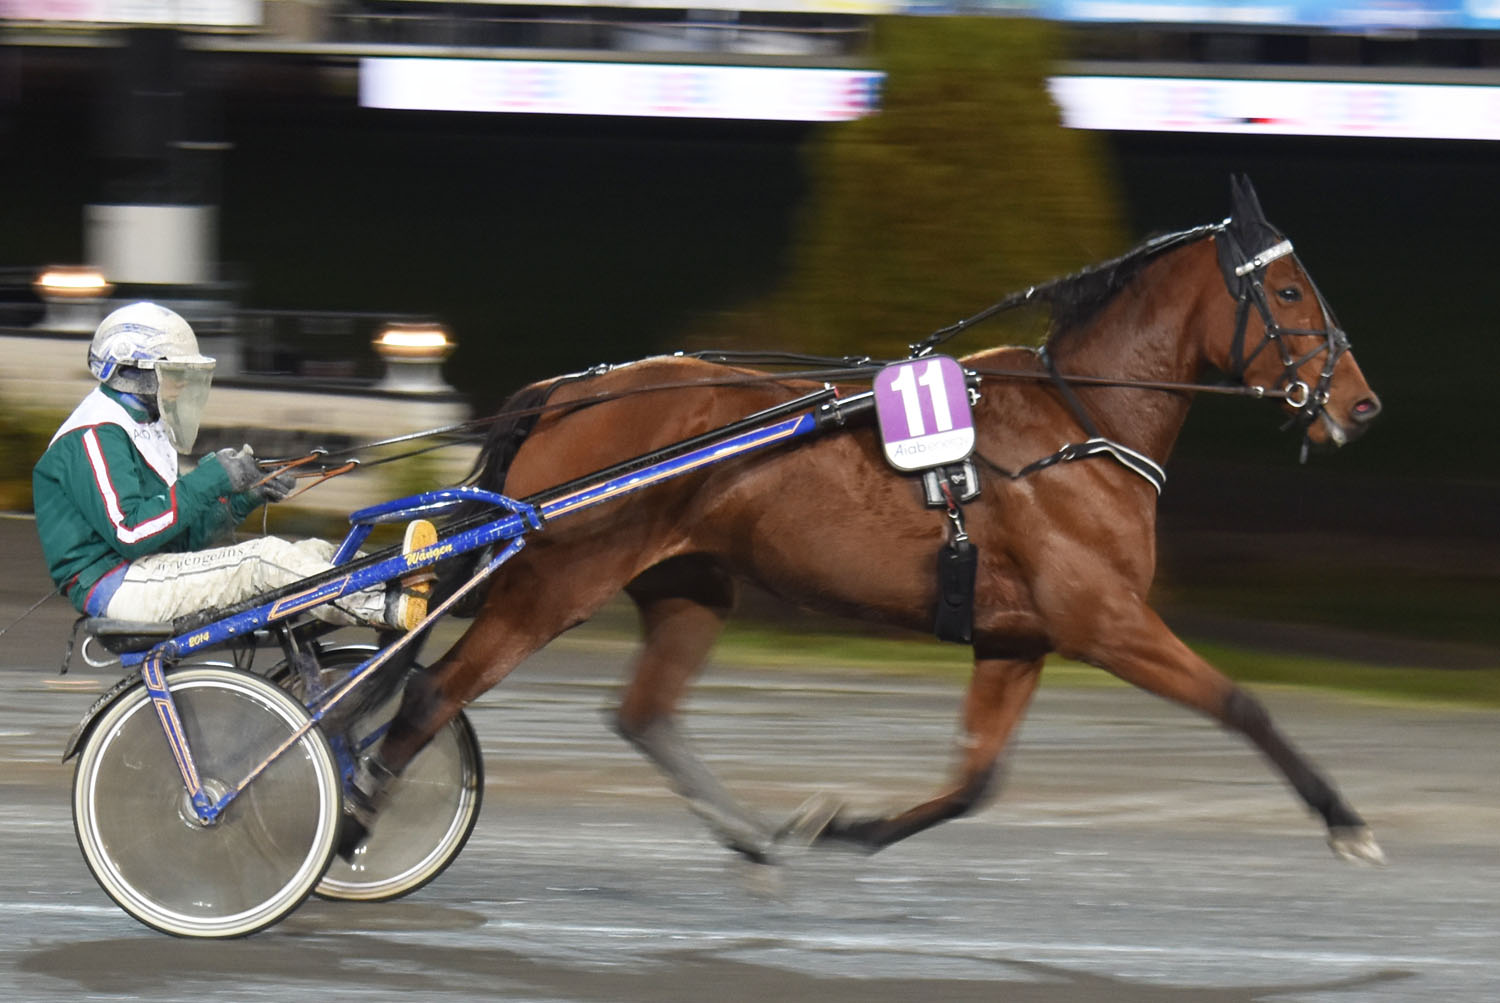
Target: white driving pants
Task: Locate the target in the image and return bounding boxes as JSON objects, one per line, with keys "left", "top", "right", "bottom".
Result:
{"left": 103, "top": 536, "right": 385, "bottom": 627}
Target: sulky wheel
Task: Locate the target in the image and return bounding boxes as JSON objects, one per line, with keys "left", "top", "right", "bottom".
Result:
{"left": 293, "top": 648, "right": 484, "bottom": 902}
{"left": 318, "top": 710, "right": 482, "bottom": 901}
{"left": 72, "top": 666, "right": 341, "bottom": 938}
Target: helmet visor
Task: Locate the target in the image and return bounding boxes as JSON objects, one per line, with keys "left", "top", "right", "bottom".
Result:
{"left": 151, "top": 357, "right": 215, "bottom": 453}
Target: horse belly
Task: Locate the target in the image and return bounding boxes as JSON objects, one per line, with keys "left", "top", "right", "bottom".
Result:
{"left": 698, "top": 445, "right": 959, "bottom": 631}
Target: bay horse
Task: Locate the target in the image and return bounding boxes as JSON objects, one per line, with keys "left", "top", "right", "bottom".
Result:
{"left": 354, "top": 176, "right": 1386, "bottom": 868}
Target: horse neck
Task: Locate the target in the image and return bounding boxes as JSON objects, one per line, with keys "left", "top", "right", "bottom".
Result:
{"left": 1046, "top": 240, "right": 1223, "bottom": 463}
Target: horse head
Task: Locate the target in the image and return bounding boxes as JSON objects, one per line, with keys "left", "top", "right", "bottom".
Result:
{"left": 1211, "top": 175, "right": 1381, "bottom": 455}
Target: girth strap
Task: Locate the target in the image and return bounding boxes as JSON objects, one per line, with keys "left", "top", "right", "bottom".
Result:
{"left": 931, "top": 476, "right": 978, "bottom": 645}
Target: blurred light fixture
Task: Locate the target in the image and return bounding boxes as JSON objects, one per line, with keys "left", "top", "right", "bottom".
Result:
{"left": 34, "top": 265, "right": 115, "bottom": 333}
{"left": 373, "top": 321, "right": 456, "bottom": 393}
{"left": 34, "top": 265, "right": 113, "bottom": 299}
{"left": 373, "top": 322, "right": 454, "bottom": 361}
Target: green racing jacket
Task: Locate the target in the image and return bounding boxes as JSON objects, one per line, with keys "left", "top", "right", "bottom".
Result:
{"left": 32, "top": 386, "right": 264, "bottom": 613}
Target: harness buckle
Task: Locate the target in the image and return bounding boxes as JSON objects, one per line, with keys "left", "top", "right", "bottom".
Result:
{"left": 921, "top": 460, "right": 981, "bottom": 508}
{"left": 1283, "top": 380, "right": 1311, "bottom": 409}
{"left": 944, "top": 500, "right": 969, "bottom": 544}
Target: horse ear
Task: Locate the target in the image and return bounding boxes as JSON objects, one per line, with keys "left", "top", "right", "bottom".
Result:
{"left": 1230, "top": 174, "right": 1269, "bottom": 227}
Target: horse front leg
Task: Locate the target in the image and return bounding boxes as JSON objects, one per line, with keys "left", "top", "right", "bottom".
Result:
{"left": 614, "top": 559, "right": 781, "bottom": 862}
{"left": 805, "top": 654, "right": 1044, "bottom": 853}
{"left": 1061, "top": 596, "right": 1385, "bottom": 865}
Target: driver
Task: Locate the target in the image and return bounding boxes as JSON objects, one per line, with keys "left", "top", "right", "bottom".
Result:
{"left": 32, "top": 301, "right": 433, "bottom": 630}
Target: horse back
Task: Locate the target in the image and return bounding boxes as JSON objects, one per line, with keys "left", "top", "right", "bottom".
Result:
{"left": 495, "top": 357, "right": 831, "bottom": 499}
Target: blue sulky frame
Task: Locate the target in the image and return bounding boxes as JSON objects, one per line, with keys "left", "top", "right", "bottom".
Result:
{"left": 130, "top": 486, "right": 539, "bottom": 825}
{"left": 117, "top": 383, "right": 876, "bottom": 826}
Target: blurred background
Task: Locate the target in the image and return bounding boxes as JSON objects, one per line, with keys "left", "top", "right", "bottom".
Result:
{"left": 0, "top": 0, "right": 1495, "bottom": 675}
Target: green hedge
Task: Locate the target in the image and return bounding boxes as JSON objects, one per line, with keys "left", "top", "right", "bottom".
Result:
{"left": 736, "top": 16, "right": 1124, "bottom": 357}
{"left": 0, "top": 404, "right": 60, "bottom": 511}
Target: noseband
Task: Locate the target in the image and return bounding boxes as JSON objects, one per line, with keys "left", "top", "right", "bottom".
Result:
{"left": 1216, "top": 224, "right": 1352, "bottom": 450}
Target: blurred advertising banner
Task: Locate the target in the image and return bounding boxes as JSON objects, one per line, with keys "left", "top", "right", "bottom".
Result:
{"left": 401, "top": 0, "right": 899, "bottom": 7}
{"left": 1050, "top": 75, "right": 1500, "bottom": 140}
{"left": 0, "top": 0, "right": 260, "bottom": 25}
{"left": 1039, "top": 0, "right": 1494, "bottom": 29}
{"left": 360, "top": 58, "right": 884, "bottom": 122}
{"left": 380, "top": 0, "right": 1500, "bottom": 30}
{"left": 5, "top": 0, "right": 1495, "bottom": 32}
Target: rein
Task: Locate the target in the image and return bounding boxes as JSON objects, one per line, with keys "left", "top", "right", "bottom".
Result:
{"left": 967, "top": 363, "right": 1309, "bottom": 404}
{"left": 258, "top": 339, "right": 1306, "bottom": 493}
{"left": 263, "top": 220, "right": 1333, "bottom": 489}
{"left": 257, "top": 363, "right": 889, "bottom": 486}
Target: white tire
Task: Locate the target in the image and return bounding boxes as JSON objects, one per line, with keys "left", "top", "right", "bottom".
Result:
{"left": 291, "top": 648, "right": 484, "bottom": 902}
{"left": 72, "top": 666, "right": 340, "bottom": 938}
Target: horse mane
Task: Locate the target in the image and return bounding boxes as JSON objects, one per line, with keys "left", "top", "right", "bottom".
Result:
{"left": 465, "top": 226, "right": 1222, "bottom": 494}
{"left": 467, "top": 378, "right": 572, "bottom": 493}
{"left": 1034, "top": 224, "right": 1220, "bottom": 338}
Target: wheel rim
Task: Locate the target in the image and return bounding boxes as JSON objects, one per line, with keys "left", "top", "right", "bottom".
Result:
{"left": 73, "top": 667, "right": 339, "bottom": 938}
{"left": 317, "top": 712, "right": 482, "bottom": 900}
{"left": 271, "top": 647, "right": 484, "bottom": 903}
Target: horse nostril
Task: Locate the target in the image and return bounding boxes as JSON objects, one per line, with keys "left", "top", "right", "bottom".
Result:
{"left": 1351, "top": 397, "right": 1381, "bottom": 423}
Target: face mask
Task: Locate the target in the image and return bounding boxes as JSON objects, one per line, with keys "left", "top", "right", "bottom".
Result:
{"left": 150, "top": 358, "right": 216, "bottom": 453}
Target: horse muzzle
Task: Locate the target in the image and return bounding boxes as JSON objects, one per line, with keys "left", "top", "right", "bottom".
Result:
{"left": 1317, "top": 392, "right": 1381, "bottom": 448}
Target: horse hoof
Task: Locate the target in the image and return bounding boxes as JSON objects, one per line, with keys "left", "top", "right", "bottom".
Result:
{"left": 729, "top": 841, "right": 779, "bottom": 866}
{"left": 734, "top": 856, "right": 785, "bottom": 899}
{"left": 1328, "top": 825, "right": 1387, "bottom": 866}
{"left": 335, "top": 810, "right": 371, "bottom": 863}
{"left": 775, "top": 793, "right": 843, "bottom": 847}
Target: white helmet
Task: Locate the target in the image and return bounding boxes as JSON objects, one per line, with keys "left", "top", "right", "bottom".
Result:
{"left": 88, "top": 302, "right": 216, "bottom": 453}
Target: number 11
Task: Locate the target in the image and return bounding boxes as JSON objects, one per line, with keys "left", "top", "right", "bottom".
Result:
{"left": 888, "top": 359, "right": 954, "bottom": 438}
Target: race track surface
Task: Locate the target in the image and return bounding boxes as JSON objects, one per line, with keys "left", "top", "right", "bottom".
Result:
{"left": 2, "top": 516, "right": 1497, "bottom": 1002}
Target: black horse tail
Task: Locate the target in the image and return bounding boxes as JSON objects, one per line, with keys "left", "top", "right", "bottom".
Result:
{"left": 465, "top": 379, "right": 563, "bottom": 494}
{"left": 435, "top": 373, "right": 586, "bottom": 618}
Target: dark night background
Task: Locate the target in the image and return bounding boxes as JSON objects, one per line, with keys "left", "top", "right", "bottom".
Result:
{"left": 3, "top": 49, "right": 1495, "bottom": 655}
{"left": 6, "top": 65, "right": 1494, "bottom": 471}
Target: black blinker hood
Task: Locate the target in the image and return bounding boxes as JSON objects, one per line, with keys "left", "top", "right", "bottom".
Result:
{"left": 1215, "top": 174, "right": 1288, "bottom": 300}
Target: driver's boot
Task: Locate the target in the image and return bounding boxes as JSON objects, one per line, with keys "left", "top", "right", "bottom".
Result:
{"left": 384, "top": 518, "right": 438, "bottom": 631}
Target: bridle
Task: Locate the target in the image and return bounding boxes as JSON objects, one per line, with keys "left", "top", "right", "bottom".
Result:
{"left": 1214, "top": 222, "right": 1352, "bottom": 452}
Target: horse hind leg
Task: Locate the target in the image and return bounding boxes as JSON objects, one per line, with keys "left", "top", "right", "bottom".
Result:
{"left": 615, "top": 557, "right": 779, "bottom": 863}
{"left": 802, "top": 654, "right": 1045, "bottom": 853}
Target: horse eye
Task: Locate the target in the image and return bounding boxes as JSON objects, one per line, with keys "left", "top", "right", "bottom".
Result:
{"left": 1277, "top": 286, "right": 1303, "bottom": 303}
